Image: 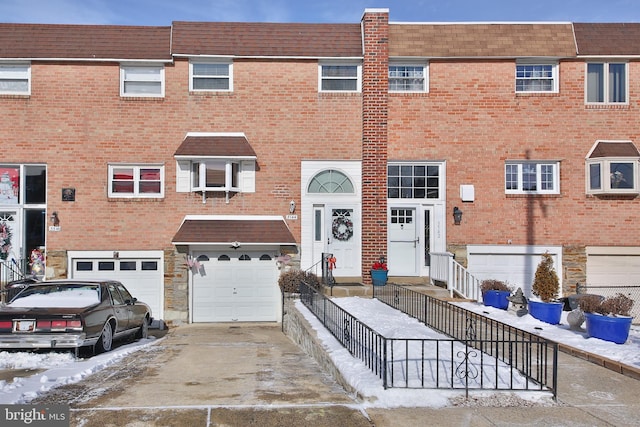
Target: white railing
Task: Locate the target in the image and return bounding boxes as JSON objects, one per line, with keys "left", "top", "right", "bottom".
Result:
{"left": 430, "top": 252, "right": 482, "bottom": 302}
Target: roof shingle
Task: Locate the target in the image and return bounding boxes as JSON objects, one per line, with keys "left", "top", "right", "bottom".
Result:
{"left": 389, "top": 23, "right": 576, "bottom": 58}
{"left": 171, "top": 22, "right": 362, "bottom": 57}
{"left": 174, "top": 134, "right": 257, "bottom": 157}
{"left": 172, "top": 218, "right": 296, "bottom": 245}
{"left": 574, "top": 23, "right": 640, "bottom": 56}
{"left": 0, "top": 23, "right": 171, "bottom": 60}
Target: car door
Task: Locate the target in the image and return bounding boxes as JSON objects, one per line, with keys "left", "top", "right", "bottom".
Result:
{"left": 107, "top": 282, "right": 130, "bottom": 332}
{"left": 115, "top": 282, "right": 144, "bottom": 330}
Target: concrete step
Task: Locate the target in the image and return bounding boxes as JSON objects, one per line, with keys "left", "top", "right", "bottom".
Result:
{"left": 322, "top": 281, "right": 453, "bottom": 300}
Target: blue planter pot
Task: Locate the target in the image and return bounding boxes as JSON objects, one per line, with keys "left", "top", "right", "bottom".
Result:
{"left": 529, "top": 300, "right": 563, "bottom": 325}
{"left": 370, "top": 269, "right": 388, "bottom": 286}
{"left": 483, "top": 290, "right": 511, "bottom": 310}
{"left": 585, "top": 313, "right": 633, "bottom": 344}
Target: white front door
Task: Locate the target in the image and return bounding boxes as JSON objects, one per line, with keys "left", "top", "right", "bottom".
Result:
{"left": 388, "top": 207, "right": 419, "bottom": 275}
{"left": 323, "top": 207, "right": 359, "bottom": 277}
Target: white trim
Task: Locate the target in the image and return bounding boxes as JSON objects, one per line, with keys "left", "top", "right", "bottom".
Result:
{"left": 188, "top": 59, "right": 233, "bottom": 92}
{"left": 318, "top": 61, "right": 362, "bottom": 93}
{"left": 584, "top": 61, "right": 629, "bottom": 105}
{"left": 119, "top": 63, "right": 165, "bottom": 98}
{"left": 515, "top": 60, "right": 559, "bottom": 94}
{"left": 0, "top": 62, "right": 31, "bottom": 95}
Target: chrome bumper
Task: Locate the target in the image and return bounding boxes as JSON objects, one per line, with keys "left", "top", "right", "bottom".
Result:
{"left": 0, "top": 333, "right": 96, "bottom": 349}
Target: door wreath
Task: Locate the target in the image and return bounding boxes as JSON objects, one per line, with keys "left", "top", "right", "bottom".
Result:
{"left": 332, "top": 216, "right": 353, "bottom": 241}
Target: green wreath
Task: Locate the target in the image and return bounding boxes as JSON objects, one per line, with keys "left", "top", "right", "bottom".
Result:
{"left": 332, "top": 216, "right": 353, "bottom": 241}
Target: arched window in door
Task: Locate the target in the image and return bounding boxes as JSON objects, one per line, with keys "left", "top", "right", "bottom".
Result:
{"left": 308, "top": 170, "right": 354, "bottom": 193}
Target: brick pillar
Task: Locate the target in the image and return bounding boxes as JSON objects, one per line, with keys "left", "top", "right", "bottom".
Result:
{"left": 361, "top": 9, "right": 389, "bottom": 284}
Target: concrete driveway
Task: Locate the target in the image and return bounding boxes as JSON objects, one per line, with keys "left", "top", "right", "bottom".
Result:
{"left": 29, "top": 320, "right": 640, "bottom": 427}
{"left": 32, "top": 323, "right": 372, "bottom": 426}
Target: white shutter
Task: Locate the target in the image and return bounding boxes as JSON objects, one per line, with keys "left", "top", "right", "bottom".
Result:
{"left": 176, "top": 160, "right": 191, "bottom": 192}
{"left": 240, "top": 160, "right": 255, "bottom": 193}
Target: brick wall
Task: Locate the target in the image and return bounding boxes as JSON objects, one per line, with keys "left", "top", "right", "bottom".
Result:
{"left": 361, "top": 10, "right": 389, "bottom": 284}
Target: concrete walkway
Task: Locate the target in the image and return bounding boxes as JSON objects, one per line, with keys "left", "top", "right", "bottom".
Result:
{"left": 32, "top": 320, "right": 640, "bottom": 426}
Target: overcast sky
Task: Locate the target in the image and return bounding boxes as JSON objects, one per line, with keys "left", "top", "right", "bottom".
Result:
{"left": 1, "top": 0, "right": 640, "bottom": 25}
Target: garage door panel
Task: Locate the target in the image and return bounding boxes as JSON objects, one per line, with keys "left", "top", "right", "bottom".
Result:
{"left": 72, "top": 257, "right": 162, "bottom": 320}
{"left": 192, "top": 251, "right": 279, "bottom": 322}
{"left": 467, "top": 246, "right": 561, "bottom": 298}
{"left": 587, "top": 254, "right": 640, "bottom": 286}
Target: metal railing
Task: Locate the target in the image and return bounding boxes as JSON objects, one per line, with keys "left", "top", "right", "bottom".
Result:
{"left": 0, "top": 258, "right": 27, "bottom": 285}
{"left": 299, "top": 281, "right": 558, "bottom": 398}
{"left": 304, "top": 253, "right": 335, "bottom": 287}
{"left": 430, "top": 252, "right": 482, "bottom": 301}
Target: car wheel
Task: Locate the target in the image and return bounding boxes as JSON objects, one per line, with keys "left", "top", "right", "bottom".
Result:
{"left": 96, "top": 321, "right": 114, "bottom": 353}
{"left": 135, "top": 316, "right": 149, "bottom": 340}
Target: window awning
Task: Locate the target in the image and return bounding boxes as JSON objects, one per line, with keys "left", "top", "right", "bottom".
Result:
{"left": 172, "top": 215, "right": 296, "bottom": 245}
{"left": 174, "top": 132, "right": 257, "bottom": 158}
{"left": 588, "top": 141, "right": 640, "bottom": 158}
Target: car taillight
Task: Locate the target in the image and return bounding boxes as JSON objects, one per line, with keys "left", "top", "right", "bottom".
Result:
{"left": 0, "top": 321, "right": 12, "bottom": 330}
{"left": 37, "top": 320, "right": 51, "bottom": 329}
{"left": 36, "top": 319, "right": 82, "bottom": 331}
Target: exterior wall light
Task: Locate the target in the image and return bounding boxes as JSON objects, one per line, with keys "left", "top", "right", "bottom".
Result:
{"left": 453, "top": 207, "right": 463, "bottom": 225}
{"left": 289, "top": 200, "right": 296, "bottom": 213}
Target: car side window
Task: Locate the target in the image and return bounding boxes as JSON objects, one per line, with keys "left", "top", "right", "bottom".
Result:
{"left": 108, "top": 283, "right": 125, "bottom": 305}
{"left": 116, "top": 283, "right": 134, "bottom": 303}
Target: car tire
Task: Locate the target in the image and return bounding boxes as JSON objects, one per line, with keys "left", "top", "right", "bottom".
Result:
{"left": 96, "top": 321, "right": 114, "bottom": 353}
{"left": 135, "top": 316, "right": 149, "bottom": 340}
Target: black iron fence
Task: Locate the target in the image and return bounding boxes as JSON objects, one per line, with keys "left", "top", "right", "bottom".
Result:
{"left": 299, "top": 281, "right": 558, "bottom": 398}
{"left": 374, "top": 283, "right": 558, "bottom": 397}
{"left": 0, "top": 258, "right": 27, "bottom": 284}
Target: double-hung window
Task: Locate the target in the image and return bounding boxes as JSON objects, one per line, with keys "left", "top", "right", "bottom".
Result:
{"left": 586, "top": 62, "right": 627, "bottom": 104}
{"left": 586, "top": 141, "right": 639, "bottom": 195}
{"left": 389, "top": 63, "right": 427, "bottom": 92}
{"left": 515, "top": 62, "right": 558, "bottom": 93}
{"left": 0, "top": 63, "right": 30, "bottom": 95}
{"left": 505, "top": 161, "right": 559, "bottom": 194}
{"left": 319, "top": 63, "right": 361, "bottom": 92}
{"left": 189, "top": 61, "right": 232, "bottom": 92}
{"left": 120, "top": 64, "right": 164, "bottom": 97}
{"left": 108, "top": 164, "right": 164, "bottom": 198}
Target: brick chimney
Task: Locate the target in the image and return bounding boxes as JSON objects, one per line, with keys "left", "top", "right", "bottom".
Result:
{"left": 361, "top": 9, "right": 389, "bottom": 284}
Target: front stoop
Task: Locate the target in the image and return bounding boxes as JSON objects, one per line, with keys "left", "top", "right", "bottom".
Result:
{"left": 322, "top": 281, "right": 453, "bottom": 300}
{"left": 322, "top": 283, "right": 373, "bottom": 298}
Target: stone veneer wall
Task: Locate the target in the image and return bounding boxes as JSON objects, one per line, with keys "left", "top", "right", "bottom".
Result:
{"left": 562, "top": 245, "right": 586, "bottom": 294}
{"left": 164, "top": 247, "right": 189, "bottom": 325}
{"left": 282, "top": 296, "right": 358, "bottom": 397}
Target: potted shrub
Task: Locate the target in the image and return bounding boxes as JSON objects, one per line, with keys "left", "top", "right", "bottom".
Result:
{"left": 529, "top": 252, "right": 563, "bottom": 324}
{"left": 579, "top": 293, "right": 634, "bottom": 344}
{"left": 481, "top": 279, "right": 512, "bottom": 310}
{"left": 370, "top": 256, "right": 388, "bottom": 286}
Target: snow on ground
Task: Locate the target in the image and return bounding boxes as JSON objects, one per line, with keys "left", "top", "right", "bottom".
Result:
{"left": 454, "top": 301, "right": 640, "bottom": 369}
{"left": 0, "top": 296, "right": 638, "bottom": 407}
{"left": 295, "top": 296, "right": 640, "bottom": 408}
{"left": 0, "top": 337, "right": 160, "bottom": 404}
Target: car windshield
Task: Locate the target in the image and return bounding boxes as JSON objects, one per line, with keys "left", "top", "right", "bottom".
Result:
{"left": 9, "top": 284, "right": 100, "bottom": 308}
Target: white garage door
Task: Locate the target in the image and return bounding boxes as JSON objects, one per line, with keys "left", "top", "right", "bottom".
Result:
{"left": 191, "top": 250, "right": 280, "bottom": 322}
{"left": 587, "top": 247, "right": 640, "bottom": 286}
{"left": 71, "top": 254, "right": 163, "bottom": 320}
{"left": 467, "top": 245, "right": 562, "bottom": 297}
